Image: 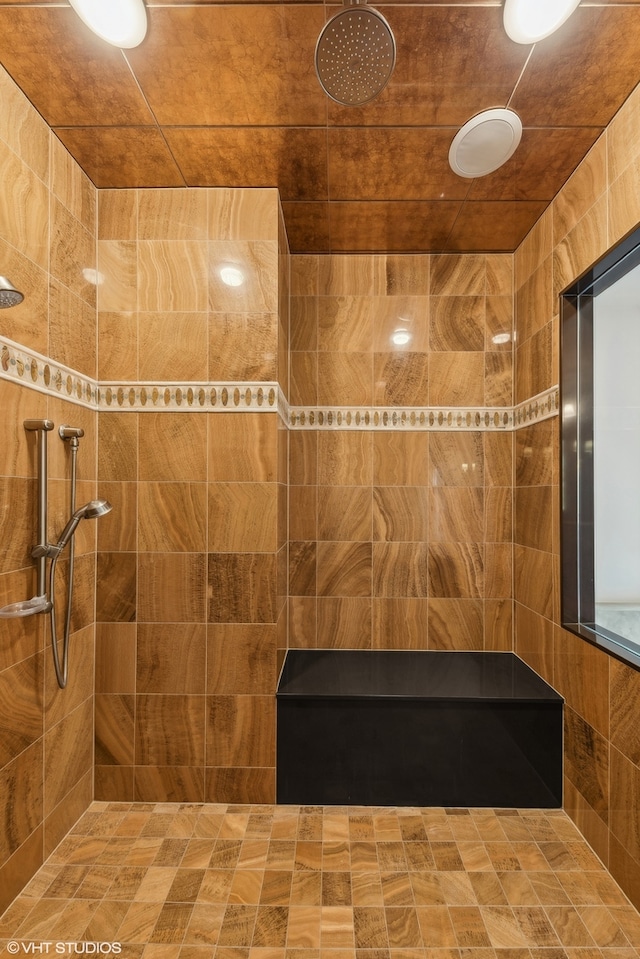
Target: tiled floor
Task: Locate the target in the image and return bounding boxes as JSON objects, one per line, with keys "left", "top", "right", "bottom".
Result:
{"left": 1, "top": 803, "right": 640, "bottom": 959}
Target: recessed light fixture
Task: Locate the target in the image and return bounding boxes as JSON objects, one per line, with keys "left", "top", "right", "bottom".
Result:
{"left": 220, "top": 266, "right": 245, "bottom": 288}
{"left": 491, "top": 332, "right": 512, "bottom": 345}
{"left": 449, "top": 108, "right": 522, "bottom": 178}
{"left": 68, "top": 0, "right": 147, "bottom": 48}
{"left": 503, "top": 0, "right": 581, "bottom": 44}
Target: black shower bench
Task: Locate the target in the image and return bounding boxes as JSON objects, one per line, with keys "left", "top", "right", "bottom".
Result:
{"left": 276, "top": 649, "right": 563, "bottom": 808}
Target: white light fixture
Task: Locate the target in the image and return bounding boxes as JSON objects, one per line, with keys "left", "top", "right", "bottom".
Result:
{"left": 220, "top": 266, "right": 245, "bottom": 288}
{"left": 491, "top": 332, "right": 512, "bottom": 345}
{"left": 503, "top": 0, "right": 581, "bottom": 44}
{"left": 68, "top": 0, "right": 147, "bottom": 48}
{"left": 449, "top": 108, "right": 522, "bottom": 178}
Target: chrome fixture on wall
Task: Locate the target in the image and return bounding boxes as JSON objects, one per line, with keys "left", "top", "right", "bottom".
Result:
{"left": 0, "top": 420, "right": 112, "bottom": 689}
{"left": 0, "top": 276, "right": 24, "bottom": 308}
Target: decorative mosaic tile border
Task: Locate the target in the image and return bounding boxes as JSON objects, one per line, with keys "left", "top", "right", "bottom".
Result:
{"left": 0, "top": 335, "right": 559, "bottom": 431}
{"left": 99, "top": 381, "right": 280, "bottom": 413}
{"left": 0, "top": 336, "right": 99, "bottom": 409}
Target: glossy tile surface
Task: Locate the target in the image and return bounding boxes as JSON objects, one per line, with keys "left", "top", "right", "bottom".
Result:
{"left": 3, "top": 2, "right": 640, "bottom": 252}
{"left": 2, "top": 801, "right": 640, "bottom": 959}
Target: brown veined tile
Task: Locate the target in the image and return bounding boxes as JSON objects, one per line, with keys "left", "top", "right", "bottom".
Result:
{"left": 138, "top": 553, "right": 207, "bottom": 623}
{"left": 208, "top": 413, "right": 278, "bottom": 484}
{"left": 0, "top": 739, "right": 43, "bottom": 865}
{"left": 429, "top": 487, "right": 483, "bottom": 543}
{"left": 372, "top": 543, "right": 429, "bottom": 598}
{"left": 318, "top": 486, "right": 372, "bottom": 542}
{"left": 139, "top": 482, "right": 207, "bottom": 553}
{"left": 0, "top": 652, "right": 43, "bottom": 768}
{"left": 291, "top": 351, "right": 318, "bottom": 406}
{"left": 317, "top": 295, "right": 374, "bottom": 353}
{"left": 138, "top": 239, "right": 208, "bottom": 312}
{"left": 139, "top": 312, "right": 209, "bottom": 381}
{"left": 165, "top": 127, "right": 328, "bottom": 201}
{"left": 210, "top": 312, "right": 278, "bottom": 382}
{"left": 0, "top": 8, "right": 155, "bottom": 126}
{"left": 317, "top": 352, "right": 373, "bottom": 406}
{"left": 428, "top": 544, "right": 484, "bottom": 599}
{"left": 205, "top": 767, "right": 275, "bottom": 805}
{"left": 329, "top": 201, "right": 461, "bottom": 253}
{"left": 468, "top": 127, "right": 601, "bottom": 203}
{"left": 286, "top": 905, "right": 322, "bottom": 947}
{"left": 373, "top": 432, "right": 429, "bottom": 487}
{"left": 318, "top": 432, "right": 373, "bottom": 486}
{"left": 95, "top": 694, "right": 134, "bottom": 766}
{"left": 564, "top": 706, "right": 610, "bottom": 823}
{"left": 371, "top": 294, "right": 430, "bottom": 354}
{"left": 135, "top": 694, "right": 205, "bottom": 767}
{"left": 372, "top": 598, "right": 428, "bottom": 650}
{"left": 431, "top": 254, "right": 486, "bottom": 296}
{"left": 430, "top": 296, "right": 485, "bottom": 352}
{"left": 56, "top": 127, "right": 185, "bottom": 188}
{"left": 96, "top": 552, "right": 137, "bottom": 623}
{"left": 316, "top": 542, "right": 372, "bottom": 598}
{"left": 555, "top": 628, "right": 610, "bottom": 740}
{"left": 328, "top": 128, "right": 468, "bottom": 202}
{"left": 50, "top": 279, "right": 96, "bottom": 377}
{"left": 207, "top": 624, "right": 277, "bottom": 695}
{"left": 512, "top": 6, "right": 640, "bottom": 128}
{"left": 127, "top": 6, "right": 327, "bottom": 126}
{"left": 95, "top": 623, "right": 136, "bottom": 694}
{"left": 207, "top": 696, "right": 275, "bottom": 767}
{"left": 94, "top": 766, "right": 134, "bottom": 803}
{"left": 317, "top": 597, "right": 372, "bottom": 649}
{"left": 415, "top": 906, "right": 457, "bottom": 947}
{"left": 428, "top": 352, "right": 485, "bottom": 406}
{"left": 281, "top": 202, "right": 331, "bottom": 254}
{"left": 486, "top": 295, "right": 513, "bottom": 351}
{"left": 513, "top": 545, "right": 553, "bottom": 621}
{"left": 446, "top": 201, "right": 548, "bottom": 253}
{"left": 0, "top": 63, "right": 50, "bottom": 182}
{"left": 208, "top": 553, "right": 277, "bottom": 624}
{"left": 485, "top": 543, "right": 512, "bottom": 600}
{"left": 208, "top": 187, "right": 279, "bottom": 241}
{"left": 208, "top": 482, "right": 278, "bottom": 553}
{"left": 374, "top": 352, "right": 429, "bottom": 406}
{"left": 43, "top": 699, "right": 93, "bottom": 817}
{"left": 373, "top": 486, "right": 429, "bottom": 543}
{"left": 485, "top": 350, "right": 513, "bottom": 406}
{"left": 50, "top": 195, "right": 96, "bottom": 307}
{"left": 430, "top": 433, "right": 484, "bottom": 488}
{"left": 139, "top": 413, "right": 207, "bottom": 482}
{"left": 137, "top": 624, "right": 207, "bottom": 695}
{"left": 428, "top": 598, "right": 483, "bottom": 650}
{"left": 514, "top": 603, "right": 554, "bottom": 687}
{"left": 514, "top": 486, "right": 553, "bottom": 552}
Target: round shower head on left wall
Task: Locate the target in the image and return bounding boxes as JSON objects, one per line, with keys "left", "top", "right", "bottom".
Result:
{"left": 0, "top": 276, "right": 24, "bottom": 309}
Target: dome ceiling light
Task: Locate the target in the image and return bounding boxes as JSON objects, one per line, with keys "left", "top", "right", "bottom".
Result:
{"left": 68, "top": 0, "right": 148, "bottom": 48}
{"left": 449, "top": 108, "right": 522, "bottom": 178}
{"left": 503, "top": 0, "right": 581, "bottom": 44}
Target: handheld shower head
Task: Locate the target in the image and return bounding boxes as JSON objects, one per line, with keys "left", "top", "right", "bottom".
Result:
{"left": 56, "top": 498, "right": 112, "bottom": 550}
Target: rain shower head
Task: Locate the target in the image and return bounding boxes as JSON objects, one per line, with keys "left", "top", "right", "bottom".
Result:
{"left": 315, "top": 0, "right": 396, "bottom": 106}
{"left": 0, "top": 276, "right": 24, "bottom": 309}
{"left": 56, "top": 499, "right": 113, "bottom": 550}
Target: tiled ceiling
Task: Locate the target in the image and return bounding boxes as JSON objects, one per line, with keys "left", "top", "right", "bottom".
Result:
{"left": 1, "top": 1, "right": 640, "bottom": 253}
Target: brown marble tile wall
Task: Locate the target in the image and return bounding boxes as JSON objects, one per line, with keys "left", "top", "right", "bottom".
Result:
{"left": 95, "top": 187, "right": 287, "bottom": 808}
{"left": 289, "top": 253, "right": 514, "bottom": 652}
{"left": 0, "top": 66, "right": 98, "bottom": 914}
{"left": 513, "top": 80, "right": 640, "bottom": 909}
